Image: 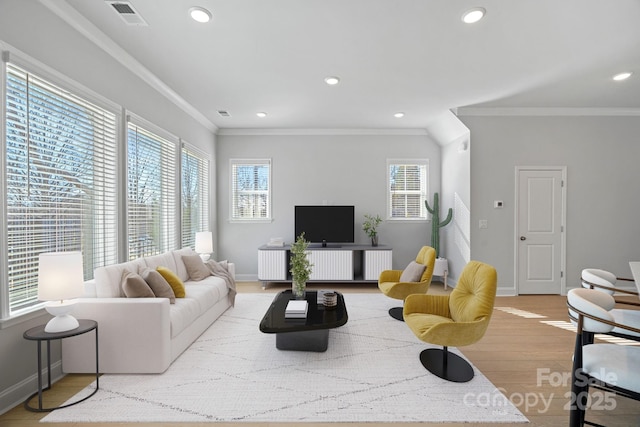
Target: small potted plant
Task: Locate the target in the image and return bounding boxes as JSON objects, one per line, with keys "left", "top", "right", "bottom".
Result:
{"left": 290, "top": 233, "right": 313, "bottom": 298}
{"left": 362, "top": 214, "right": 383, "bottom": 246}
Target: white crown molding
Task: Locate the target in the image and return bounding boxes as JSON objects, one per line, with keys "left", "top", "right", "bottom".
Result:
{"left": 39, "top": 0, "right": 218, "bottom": 133}
{"left": 2, "top": 42, "right": 125, "bottom": 115}
{"left": 217, "top": 128, "right": 429, "bottom": 136}
{"left": 456, "top": 107, "right": 640, "bottom": 117}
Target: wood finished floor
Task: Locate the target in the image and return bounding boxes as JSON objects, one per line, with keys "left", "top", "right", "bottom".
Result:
{"left": 2, "top": 281, "right": 639, "bottom": 427}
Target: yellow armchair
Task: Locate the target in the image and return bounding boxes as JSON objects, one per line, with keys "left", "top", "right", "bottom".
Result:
{"left": 403, "top": 260, "right": 497, "bottom": 382}
{"left": 378, "top": 246, "right": 436, "bottom": 320}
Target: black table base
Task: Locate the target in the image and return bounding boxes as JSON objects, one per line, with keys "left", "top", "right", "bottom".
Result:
{"left": 23, "top": 319, "right": 99, "bottom": 412}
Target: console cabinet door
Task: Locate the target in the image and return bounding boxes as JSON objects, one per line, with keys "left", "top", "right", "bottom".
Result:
{"left": 308, "top": 250, "right": 353, "bottom": 280}
{"left": 363, "top": 250, "right": 393, "bottom": 280}
{"left": 258, "top": 249, "right": 287, "bottom": 280}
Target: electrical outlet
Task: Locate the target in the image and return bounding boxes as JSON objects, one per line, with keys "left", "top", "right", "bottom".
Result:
{"left": 479, "top": 220, "right": 488, "bottom": 229}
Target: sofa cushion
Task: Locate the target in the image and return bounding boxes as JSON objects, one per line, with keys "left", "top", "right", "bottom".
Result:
{"left": 157, "top": 266, "right": 186, "bottom": 298}
{"left": 172, "top": 248, "right": 194, "bottom": 282}
{"left": 184, "top": 279, "right": 226, "bottom": 314}
{"left": 95, "top": 258, "right": 147, "bottom": 298}
{"left": 144, "top": 252, "right": 177, "bottom": 273}
{"left": 182, "top": 255, "right": 211, "bottom": 281}
{"left": 121, "top": 271, "right": 155, "bottom": 298}
{"left": 169, "top": 297, "right": 201, "bottom": 338}
{"left": 140, "top": 267, "right": 176, "bottom": 303}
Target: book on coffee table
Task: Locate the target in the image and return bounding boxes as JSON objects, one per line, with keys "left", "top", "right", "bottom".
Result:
{"left": 285, "top": 300, "right": 308, "bottom": 318}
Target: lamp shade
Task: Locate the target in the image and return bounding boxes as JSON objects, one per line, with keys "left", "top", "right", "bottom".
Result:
{"left": 195, "top": 231, "right": 213, "bottom": 254}
{"left": 37, "top": 252, "right": 84, "bottom": 301}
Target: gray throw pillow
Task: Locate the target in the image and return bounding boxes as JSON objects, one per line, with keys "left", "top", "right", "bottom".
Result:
{"left": 399, "top": 261, "right": 426, "bottom": 282}
{"left": 121, "top": 270, "right": 155, "bottom": 298}
{"left": 182, "top": 254, "right": 211, "bottom": 281}
{"left": 140, "top": 267, "right": 176, "bottom": 303}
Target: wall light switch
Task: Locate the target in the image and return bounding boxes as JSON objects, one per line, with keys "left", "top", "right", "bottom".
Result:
{"left": 494, "top": 200, "right": 503, "bottom": 208}
{"left": 479, "top": 220, "right": 488, "bottom": 229}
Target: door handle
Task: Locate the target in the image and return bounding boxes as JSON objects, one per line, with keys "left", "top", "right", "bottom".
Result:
{"left": 520, "top": 236, "right": 526, "bottom": 241}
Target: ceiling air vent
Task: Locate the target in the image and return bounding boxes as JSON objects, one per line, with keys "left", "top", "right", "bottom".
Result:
{"left": 217, "top": 110, "right": 231, "bottom": 117}
{"left": 105, "top": 1, "right": 148, "bottom": 26}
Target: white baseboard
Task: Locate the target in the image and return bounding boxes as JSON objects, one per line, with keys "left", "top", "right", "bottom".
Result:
{"left": 235, "top": 274, "right": 259, "bottom": 282}
{"left": 0, "top": 360, "right": 63, "bottom": 415}
{"left": 496, "top": 288, "right": 519, "bottom": 296}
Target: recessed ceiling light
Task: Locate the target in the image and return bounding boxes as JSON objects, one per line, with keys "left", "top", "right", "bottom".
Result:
{"left": 462, "top": 7, "right": 486, "bottom": 24}
{"left": 189, "top": 7, "right": 212, "bottom": 23}
{"left": 613, "top": 72, "right": 632, "bottom": 81}
{"left": 394, "top": 112, "right": 405, "bottom": 118}
{"left": 256, "top": 112, "right": 267, "bottom": 118}
{"left": 324, "top": 76, "right": 340, "bottom": 85}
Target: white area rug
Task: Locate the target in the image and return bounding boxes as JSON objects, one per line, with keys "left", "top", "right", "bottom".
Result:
{"left": 43, "top": 293, "right": 527, "bottom": 423}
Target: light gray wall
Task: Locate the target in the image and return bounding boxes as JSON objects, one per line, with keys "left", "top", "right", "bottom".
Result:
{"left": 440, "top": 134, "right": 470, "bottom": 284}
{"left": 459, "top": 114, "right": 640, "bottom": 293}
{"left": 216, "top": 132, "right": 441, "bottom": 279}
{"left": 0, "top": 0, "right": 216, "bottom": 412}
{"left": 425, "top": 111, "right": 471, "bottom": 285}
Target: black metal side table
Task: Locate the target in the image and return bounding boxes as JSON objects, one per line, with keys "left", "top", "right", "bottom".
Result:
{"left": 23, "top": 319, "right": 99, "bottom": 412}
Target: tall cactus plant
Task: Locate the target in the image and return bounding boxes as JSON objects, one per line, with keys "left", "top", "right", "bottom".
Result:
{"left": 425, "top": 192, "right": 452, "bottom": 258}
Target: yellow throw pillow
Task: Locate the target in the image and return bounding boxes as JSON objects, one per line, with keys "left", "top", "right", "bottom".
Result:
{"left": 156, "top": 266, "right": 186, "bottom": 298}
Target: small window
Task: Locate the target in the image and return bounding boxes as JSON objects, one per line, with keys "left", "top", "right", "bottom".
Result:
{"left": 230, "top": 159, "right": 271, "bottom": 221}
{"left": 387, "top": 159, "right": 428, "bottom": 220}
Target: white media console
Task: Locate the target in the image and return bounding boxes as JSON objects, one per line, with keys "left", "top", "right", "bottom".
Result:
{"left": 258, "top": 244, "right": 392, "bottom": 286}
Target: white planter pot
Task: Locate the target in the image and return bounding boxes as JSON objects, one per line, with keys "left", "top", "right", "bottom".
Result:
{"left": 433, "top": 257, "right": 449, "bottom": 289}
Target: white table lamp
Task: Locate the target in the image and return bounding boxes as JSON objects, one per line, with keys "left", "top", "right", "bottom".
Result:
{"left": 195, "top": 231, "right": 213, "bottom": 261}
{"left": 37, "top": 252, "right": 85, "bottom": 333}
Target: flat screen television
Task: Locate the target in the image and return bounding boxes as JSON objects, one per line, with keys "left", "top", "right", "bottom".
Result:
{"left": 294, "top": 205, "right": 355, "bottom": 246}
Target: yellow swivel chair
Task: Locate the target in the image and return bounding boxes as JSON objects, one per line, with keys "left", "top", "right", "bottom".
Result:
{"left": 378, "top": 246, "right": 436, "bottom": 321}
{"left": 403, "top": 260, "right": 497, "bottom": 382}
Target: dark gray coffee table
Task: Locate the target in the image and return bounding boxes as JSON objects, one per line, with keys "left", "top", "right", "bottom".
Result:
{"left": 259, "top": 290, "right": 348, "bottom": 352}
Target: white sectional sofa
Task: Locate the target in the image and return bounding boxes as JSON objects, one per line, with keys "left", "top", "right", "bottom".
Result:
{"left": 61, "top": 248, "right": 235, "bottom": 374}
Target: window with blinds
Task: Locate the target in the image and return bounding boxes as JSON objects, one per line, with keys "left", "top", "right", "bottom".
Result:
{"left": 181, "top": 142, "right": 210, "bottom": 249}
{"left": 388, "top": 159, "right": 429, "bottom": 219}
{"left": 127, "top": 120, "right": 177, "bottom": 259}
{"left": 4, "top": 63, "right": 118, "bottom": 313}
{"left": 230, "top": 159, "right": 271, "bottom": 221}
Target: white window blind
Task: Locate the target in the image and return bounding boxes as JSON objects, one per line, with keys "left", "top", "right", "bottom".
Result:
{"left": 388, "top": 159, "right": 428, "bottom": 219}
{"left": 4, "top": 62, "right": 118, "bottom": 313}
{"left": 230, "top": 159, "right": 271, "bottom": 221}
{"left": 127, "top": 119, "right": 177, "bottom": 259}
{"left": 181, "top": 142, "right": 210, "bottom": 249}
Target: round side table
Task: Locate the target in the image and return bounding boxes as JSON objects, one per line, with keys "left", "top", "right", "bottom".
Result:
{"left": 23, "top": 319, "right": 99, "bottom": 412}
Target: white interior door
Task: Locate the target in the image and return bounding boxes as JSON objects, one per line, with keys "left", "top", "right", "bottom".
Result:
{"left": 516, "top": 167, "right": 566, "bottom": 294}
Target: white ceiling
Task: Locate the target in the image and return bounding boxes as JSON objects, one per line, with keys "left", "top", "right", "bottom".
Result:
{"left": 51, "top": 0, "right": 640, "bottom": 131}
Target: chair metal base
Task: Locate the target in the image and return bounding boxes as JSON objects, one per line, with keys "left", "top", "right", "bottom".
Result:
{"left": 388, "top": 307, "right": 404, "bottom": 321}
{"left": 419, "top": 347, "right": 474, "bottom": 382}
